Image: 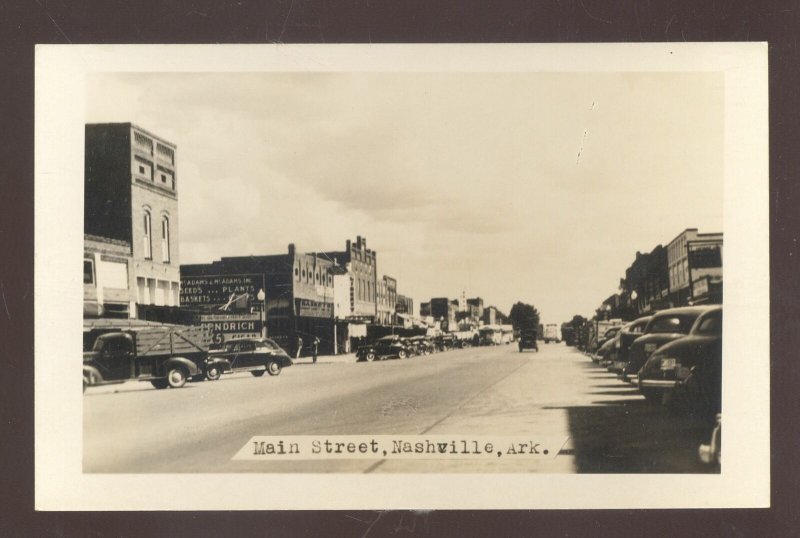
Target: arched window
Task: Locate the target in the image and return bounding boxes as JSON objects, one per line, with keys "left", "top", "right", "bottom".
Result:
{"left": 143, "top": 210, "right": 152, "bottom": 260}
{"left": 161, "top": 216, "right": 170, "bottom": 263}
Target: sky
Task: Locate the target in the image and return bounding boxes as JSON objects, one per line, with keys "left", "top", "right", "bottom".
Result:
{"left": 86, "top": 71, "right": 723, "bottom": 324}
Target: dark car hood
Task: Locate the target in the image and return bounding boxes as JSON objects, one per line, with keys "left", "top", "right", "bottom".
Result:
{"left": 596, "top": 338, "right": 616, "bottom": 357}
{"left": 644, "top": 334, "right": 721, "bottom": 368}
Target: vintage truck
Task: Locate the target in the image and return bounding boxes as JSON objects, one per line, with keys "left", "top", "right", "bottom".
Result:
{"left": 83, "top": 325, "right": 211, "bottom": 390}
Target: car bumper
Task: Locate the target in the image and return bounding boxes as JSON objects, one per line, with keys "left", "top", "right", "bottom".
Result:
{"left": 638, "top": 378, "right": 678, "bottom": 389}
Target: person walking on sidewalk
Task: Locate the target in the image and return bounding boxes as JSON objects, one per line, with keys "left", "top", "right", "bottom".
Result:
{"left": 312, "top": 337, "right": 320, "bottom": 364}
{"left": 296, "top": 336, "right": 303, "bottom": 359}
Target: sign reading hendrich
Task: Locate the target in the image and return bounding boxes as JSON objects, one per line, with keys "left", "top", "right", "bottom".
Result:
{"left": 200, "top": 313, "right": 262, "bottom": 344}
{"left": 180, "top": 274, "right": 264, "bottom": 307}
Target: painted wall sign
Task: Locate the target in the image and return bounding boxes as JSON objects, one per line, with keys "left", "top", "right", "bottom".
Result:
{"left": 200, "top": 313, "right": 262, "bottom": 344}
{"left": 180, "top": 274, "right": 264, "bottom": 307}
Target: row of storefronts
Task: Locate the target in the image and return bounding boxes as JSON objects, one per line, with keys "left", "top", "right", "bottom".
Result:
{"left": 597, "top": 228, "right": 723, "bottom": 320}
{"left": 83, "top": 122, "right": 427, "bottom": 356}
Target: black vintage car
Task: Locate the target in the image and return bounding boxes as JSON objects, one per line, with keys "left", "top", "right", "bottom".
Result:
{"left": 357, "top": 335, "right": 413, "bottom": 361}
{"left": 638, "top": 306, "right": 722, "bottom": 409}
{"left": 518, "top": 330, "right": 538, "bottom": 352}
{"left": 355, "top": 343, "right": 378, "bottom": 362}
{"left": 593, "top": 336, "right": 616, "bottom": 365}
{"left": 607, "top": 316, "right": 651, "bottom": 374}
{"left": 623, "top": 306, "right": 716, "bottom": 384}
{"left": 204, "top": 338, "right": 293, "bottom": 380}
{"left": 406, "top": 335, "right": 434, "bottom": 355}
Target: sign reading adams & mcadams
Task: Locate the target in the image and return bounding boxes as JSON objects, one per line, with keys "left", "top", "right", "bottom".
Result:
{"left": 180, "top": 274, "right": 264, "bottom": 307}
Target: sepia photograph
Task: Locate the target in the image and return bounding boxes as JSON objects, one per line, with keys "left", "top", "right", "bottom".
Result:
{"left": 35, "top": 43, "right": 769, "bottom": 509}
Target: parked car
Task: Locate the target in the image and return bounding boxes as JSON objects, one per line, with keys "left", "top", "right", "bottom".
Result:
{"left": 406, "top": 335, "right": 434, "bottom": 355}
{"left": 439, "top": 334, "right": 458, "bottom": 351}
{"left": 356, "top": 343, "right": 378, "bottom": 362}
{"left": 592, "top": 336, "right": 616, "bottom": 365}
{"left": 204, "top": 338, "right": 293, "bottom": 379}
{"left": 608, "top": 316, "right": 652, "bottom": 375}
{"left": 638, "top": 306, "right": 722, "bottom": 409}
{"left": 622, "top": 306, "right": 716, "bottom": 385}
{"left": 370, "top": 335, "right": 413, "bottom": 360}
{"left": 599, "top": 326, "right": 621, "bottom": 348}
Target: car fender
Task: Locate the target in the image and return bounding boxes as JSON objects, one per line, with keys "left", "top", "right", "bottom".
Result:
{"left": 83, "top": 364, "right": 104, "bottom": 385}
{"left": 205, "top": 357, "right": 231, "bottom": 372}
{"left": 165, "top": 357, "right": 201, "bottom": 376}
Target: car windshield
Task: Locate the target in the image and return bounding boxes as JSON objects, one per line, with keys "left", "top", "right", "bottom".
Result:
{"left": 693, "top": 311, "right": 722, "bottom": 336}
{"left": 626, "top": 320, "right": 648, "bottom": 334}
{"left": 648, "top": 315, "right": 696, "bottom": 334}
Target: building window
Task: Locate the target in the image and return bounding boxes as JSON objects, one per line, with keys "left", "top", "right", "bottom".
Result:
{"left": 83, "top": 259, "right": 94, "bottom": 284}
{"left": 302, "top": 268, "right": 306, "bottom": 279}
{"left": 161, "top": 216, "right": 170, "bottom": 263}
{"left": 133, "top": 156, "right": 153, "bottom": 180}
{"left": 294, "top": 266, "right": 300, "bottom": 280}
{"left": 134, "top": 131, "right": 154, "bottom": 153}
{"left": 143, "top": 210, "right": 152, "bottom": 259}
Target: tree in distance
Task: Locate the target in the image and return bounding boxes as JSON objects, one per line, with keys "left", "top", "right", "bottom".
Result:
{"left": 509, "top": 302, "right": 541, "bottom": 331}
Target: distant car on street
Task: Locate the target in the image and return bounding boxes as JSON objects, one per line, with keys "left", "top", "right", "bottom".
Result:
{"left": 543, "top": 324, "right": 560, "bottom": 343}
{"left": 623, "top": 306, "right": 716, "bottom": 385}
{"left": 638, "top": 306, "right": 722, "bottom": 409}
{"left": 518, "top": 331, "right": 538, "bottom": 352}
{"left": 204, "top": 338, "right": 293, "bottom": 379}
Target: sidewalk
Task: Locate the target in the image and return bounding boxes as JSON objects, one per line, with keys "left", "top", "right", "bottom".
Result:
{"left": 292, "top": 352, "right": 358, "bottom": 366}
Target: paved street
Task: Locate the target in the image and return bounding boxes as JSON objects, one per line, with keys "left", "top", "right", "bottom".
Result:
{"left": 84, "top": 343, "right": 718, "bottom": 474}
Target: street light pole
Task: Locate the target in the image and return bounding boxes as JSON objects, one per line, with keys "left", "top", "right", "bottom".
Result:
{"left": 257, "top": 288, "right": 266, "bottom": 338}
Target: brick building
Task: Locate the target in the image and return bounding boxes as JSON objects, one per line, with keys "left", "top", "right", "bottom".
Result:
{"left": 181, "top": 244, "right": 338, "bottom": 355}
{"left": 466, "top": 297, "right": 484, "bottom": 320}
{"left": 83, "top": 234, "right": 135, "bottom": 318}
{"left": 667, "top": 228, "right": 723, "bottom": 306}
{"left": 376, "top": 275, "right": 398, "bottom": 326}
{"left": 85, "top": 123, "right": 180, "bottom": 317}
{"left": 321, "top": 236, "right": 377, "bottom": 322}
{"left": 430, "top": 297, "right": 458, "bottom": 331}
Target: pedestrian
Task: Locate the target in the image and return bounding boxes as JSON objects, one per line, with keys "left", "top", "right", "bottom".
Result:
{"left": 312, "top": 337, "right": 320, "bottom": 364}
{"left": 296, "top": 336, "right": 303, "bottom": 359}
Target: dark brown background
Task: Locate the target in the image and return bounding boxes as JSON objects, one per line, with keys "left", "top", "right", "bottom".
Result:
{"left": 2, "top": 1, "right": 797, "bottom": 535}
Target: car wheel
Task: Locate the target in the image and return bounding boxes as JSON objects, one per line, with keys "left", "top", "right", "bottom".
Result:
{"left": 365, "top": 352, "right": 376, "bottom": 362}
{"left": 251, "top": 369, "right": 266, "bottom": 377}
{"left": 266, "top": 361, "right": 282, "bottom": 376}
{"left": 166, "top": 367, "right": 188, "bottom": 388}
{"left": 151, "top": 379, "right": 169, "bottom": 390}
{"left": 206, "top": 364, "right": 222, "bottom": 381}
{"left": 398, "top": 350, "right": 407, "bottom": 359}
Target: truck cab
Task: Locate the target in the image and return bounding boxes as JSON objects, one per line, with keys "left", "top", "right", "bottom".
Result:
{"left": 83, "top": 330, "right": 203, "bottom": 391}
